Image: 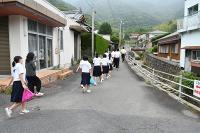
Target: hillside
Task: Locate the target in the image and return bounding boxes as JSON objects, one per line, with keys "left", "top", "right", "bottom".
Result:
{"left": 47, "top": 0, "right": 76, "bottom": 11}
{"left": 65, "top": 0, "right": 184, "bottom": 32}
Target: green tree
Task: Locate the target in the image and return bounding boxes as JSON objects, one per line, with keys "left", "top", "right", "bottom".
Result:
{"left": 154, "top": 20, "right": 177, "bottom": 33}
{"left": 111, "top": 35, "right": 119, "bottom": 43}
{"left": 98, "top": 22, "right": 112, "bottom": 35}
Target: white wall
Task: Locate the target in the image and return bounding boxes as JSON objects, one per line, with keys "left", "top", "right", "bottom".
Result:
{"left": 59, "top": 18, "right": 83, "bottom": 68}
{"left": 60, "top": 26, "right": 75, "bottom": 68}
{"left": 180, "top": 30, "right": 200, "bottom": 67}
{"left": 77, "top": 34, "right": 81, "bottom": 59}
{"left": 9, "top": 15, "right": 28, "bottom": 68}
{"left": 52, "top": 28, "right": 59, "bottom": 67}
{"left": 8, "top": 15, "right": 82, "bottom": 70}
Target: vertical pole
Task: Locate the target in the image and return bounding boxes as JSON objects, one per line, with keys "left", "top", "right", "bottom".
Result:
{"left": 153, "top": 68, "right": 155, "bottom": 76}
{"left": 92, "top": 9, "right": 95, "bottom": 57}
{"left": 119, "top": 20, "right": 122, "bottom": 47}
{"left": 179, "top": 75, "right": 183, "bottom": 98}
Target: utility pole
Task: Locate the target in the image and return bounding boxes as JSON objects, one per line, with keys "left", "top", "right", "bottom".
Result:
{"left": 119, "top": 20, "right": 123, "bottom": 47}
{"left": 92, "top": 9, "right": 96, "bottom": 57}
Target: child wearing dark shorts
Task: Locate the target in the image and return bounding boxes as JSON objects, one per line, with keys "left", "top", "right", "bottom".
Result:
{"left": 76, "top": 56, "right": 92, "bottom": 93}
{"left": 101, "top": 54, "right": 110, "bottom": 79}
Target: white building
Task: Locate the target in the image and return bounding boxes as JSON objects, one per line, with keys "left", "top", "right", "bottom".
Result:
{"left": 0, "top": 0, "right": 87, "bottom": 75}
{"left": 177, "top": 0, "right": 200, "bottom": 75}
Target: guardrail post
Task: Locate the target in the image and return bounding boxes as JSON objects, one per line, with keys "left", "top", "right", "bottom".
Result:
{"left": 179, "top": 75, "right": 182, "bottom": 98}
{"left": 153, "top": 69, "right": 155, "bottom": 76}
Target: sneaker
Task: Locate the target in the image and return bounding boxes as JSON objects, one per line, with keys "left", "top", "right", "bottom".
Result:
{"left": 20, "top": 109, "right": 30, "bottom": 114}
{"left": 35, "top": 92, "right": 44, "bottom": 97}
{"left": 86, "top": 90, "right": 91, "bottom": 93}
{"left": 5, "top": 108, "right": 12, "bottom": 118}
{"left": 80, "top": 85, "right": 84, "bottom": 88}
{"left": 82, "top": 88, "right": 86, "bottom": 93}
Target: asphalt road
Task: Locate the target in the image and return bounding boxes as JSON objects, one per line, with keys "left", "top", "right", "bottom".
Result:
{"left": 0, "top": 63, "right": 200, "bottom": 133}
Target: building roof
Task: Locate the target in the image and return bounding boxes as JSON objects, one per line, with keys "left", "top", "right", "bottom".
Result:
{"left": 0, "top": 0, "right": 67, "bottom": 27}
{"left": 157, "top": 32, "right": 179, "bottom": 41}
{"left": 148, "top": 30, "right": 168, "bottom": 34}
{"left": 157, "top": 32, "right": 180, "bottom": 45}
{"left": 181, "top": 46, "right": 200, "bottom": 50}
{"left": 64, "top": 10, "right": 86, "bottom": 24}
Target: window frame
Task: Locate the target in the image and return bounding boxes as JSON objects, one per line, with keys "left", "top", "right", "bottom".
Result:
{"left": 28, "top": 19, "right": 53, "bottom": 70}
{"left": 192, "top": 50, "right": 200, "bottom": 60}
{"left": 188, "top": 4, "right": 199, "bottom": 16}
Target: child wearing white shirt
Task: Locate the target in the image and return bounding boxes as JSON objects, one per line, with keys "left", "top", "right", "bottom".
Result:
{"left": 5, "top": 56, "right": 29, "bottom": 118}
{"left": 101, "top": 54, "right": 110, "bottom": 79}
{"left": 114, "top": 49, "right": 121, "bottom": 69}
{"left": 93, "top": 54, "right": 103, "bottom": 85}
{"left": 76, "top": 56, "right": 92, "bottom": 93}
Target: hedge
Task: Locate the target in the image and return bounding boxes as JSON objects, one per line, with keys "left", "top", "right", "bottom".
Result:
{"left": 81, "top": 33, "right": 109, "bottom": 57}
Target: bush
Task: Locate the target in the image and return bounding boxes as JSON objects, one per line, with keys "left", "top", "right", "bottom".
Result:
{"left": 181, "top": 71, "right": 200, "bottom": 97}
{"left": 81, "top": 33, "right": 109, "bottom": 57}
{"left": 95, "top": 35, "right": 109, "bottom": 55}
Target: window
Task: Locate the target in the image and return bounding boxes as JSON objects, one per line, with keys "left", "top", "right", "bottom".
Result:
{"left": 159, "top": 45, "right": 169, "bottom": 53}
{"left": 60, "top": 30, "right": 64, "bottom": 50}
{"left": 47, "top": 26, "right": 53, "bottom": 35}
{"left": 192, "top": 50, "right": 200, "bottom": 60}
{"left": 188, "top": 4, "right": 199, "bottom": 16}
{"left": 28, "top": 20, "right": 37, "bottom": 32}
{"left": 28, "top": 19, "right": 53, "bottom": 70}
{"left": 171, "top": 44, "right": 178, "bottom": 54}
{"left": 38, "top": 23, "right": 46, "bottom": 34}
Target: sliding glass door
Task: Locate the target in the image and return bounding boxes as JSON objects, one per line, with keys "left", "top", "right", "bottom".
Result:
{"left": 28, "top": 33, "right": 39, "bottom": 70}
{"left": 28, "top": 19, "right": 53, "bottom": 70}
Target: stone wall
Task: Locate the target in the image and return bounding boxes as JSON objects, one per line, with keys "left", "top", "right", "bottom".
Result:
{"left": 144, "top": 54, "right": 181, "bottom": 76}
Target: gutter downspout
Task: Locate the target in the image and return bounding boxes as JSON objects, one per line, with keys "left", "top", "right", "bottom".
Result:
{"left": 58, "top": 28, "right": 61, "bottom": 68}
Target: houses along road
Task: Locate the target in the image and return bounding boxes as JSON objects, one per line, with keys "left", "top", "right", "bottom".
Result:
{"left": 0, "top": 63, "right": 200, "bottom": 133}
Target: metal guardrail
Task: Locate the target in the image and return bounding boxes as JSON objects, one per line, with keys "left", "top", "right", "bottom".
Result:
{"left": 126, "top": 55, "right": 200, "bottom": 110}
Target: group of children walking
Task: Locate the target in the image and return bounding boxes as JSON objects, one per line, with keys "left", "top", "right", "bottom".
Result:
{"left": 5, "top": 52, "right": 44, "bottom": 118}
{"left": 4, "top": 47, "right": 127, "bottom": 117}
{"left": 76, "top": 47, "right": 127, "bottom": 93}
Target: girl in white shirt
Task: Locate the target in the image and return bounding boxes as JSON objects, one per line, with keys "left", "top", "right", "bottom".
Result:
{"left": 101, "top": 54, "right": 110, "bottom": 79}
{"left": 93, "top": 54, "right": 103, "bottom": 85}
{"left": 108, "top": 53, "right": 113, "bottom": 77}
{"left": 5, "top": 56, "right": 29, "bottom": 118}
{"left": 76, "top": 56, "right": 92, "bottom": 93}
{"left": 114, "top": 49, "right": 121, "bottom": 69}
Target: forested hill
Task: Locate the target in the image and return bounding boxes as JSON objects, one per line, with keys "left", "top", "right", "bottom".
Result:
{"left": 47, "top": 0, "right": 76, "bottom": 11}
{"left": 64, "top": 0, "right": 184, "bottom": 32}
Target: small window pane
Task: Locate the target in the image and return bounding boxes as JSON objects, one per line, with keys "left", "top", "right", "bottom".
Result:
{"left": 192, "top": 51, "right": 197, "bottom": 60}
{"left": 38, "top": 23, "right": 46, "bottom": 34}
{"left": 47, "top": 26, "right": 53, "bottom": 35}
{"left": 197, "top": 51, "right": 200, "bottom": 58}
{"left": 28, "top": 20, "right": 37, "bottom": 32}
